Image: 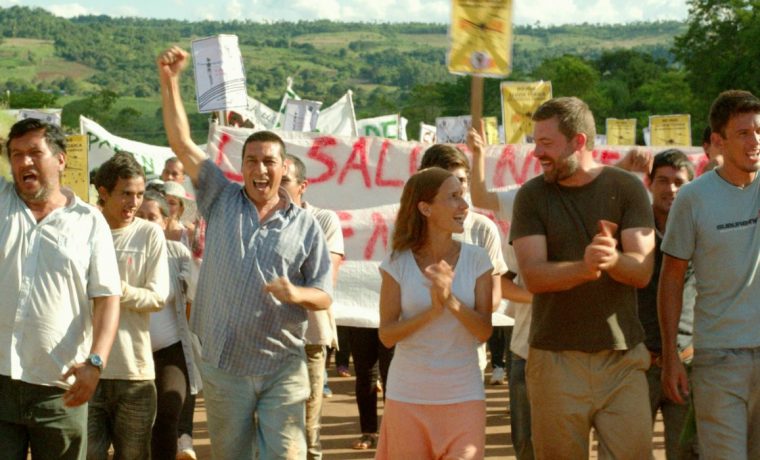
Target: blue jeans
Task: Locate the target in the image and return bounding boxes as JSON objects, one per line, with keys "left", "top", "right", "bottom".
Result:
{"left": 199, "top": 354, "right": 310, "bottom": 459}
{"left": 0, "top": 375, "right": 87, "bottom": 460}
{"left": 87, "top": 379, "right": 157, "bottom": 460}
{"left": 509, "top": 356, "right": 533, "bottom": 460}
{"left": 692, "top": 346, "right": 760, "bottom": 459}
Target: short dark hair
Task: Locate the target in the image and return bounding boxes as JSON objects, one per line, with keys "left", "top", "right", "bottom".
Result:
{"left": 285, "top": 154, "right": 306, "bottom": 184}
{"left": 533, "top": 97, "right": 596, "bottom": 150}
{"left": 142, "top": 190, "right": 169, "bottom": 218}
{"left": 241, "top": 131, "right": 286, "bottom": 161}
{"left": 649, "top": 148, "right": 695, "bottom": 182}
{"left": 419, "top": 144, "right": 470, "bottom": 173}
{"left": 94, "top": 151, "right": 146, "bottom": 194}
{"left": 709, "top": 90, "right": 760, "bottom": 137}
{"left": 6, "top": 118, "right": 66, "bottom": 157}
{"left": 701, "top": 126, "right": 712, "bottom": 146}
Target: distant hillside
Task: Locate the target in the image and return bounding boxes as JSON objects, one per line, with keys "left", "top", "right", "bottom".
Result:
{"left": 0, "top": 5, "right": 690, "bottom": 144}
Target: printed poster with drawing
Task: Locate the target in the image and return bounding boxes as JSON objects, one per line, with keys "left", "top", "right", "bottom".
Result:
{"left": 606, "top": 118, "right": 637, "bottom": 146}
{"left": 283, "top": 99, "right": 322, "bottom": 132}
{"left": 436, "top": 115, "right": 472, "bottom": 144}
{"left": 649, "top": 114, "right": 691, "bottom": 146}
{"left": 448, "top": 0, "right": 513, "bottom": 77}
{"left": 191, "top": 34, "right": 247, "bottom": 113}
{"left": 500, "top": 81, "right": 552, "bottom": 144}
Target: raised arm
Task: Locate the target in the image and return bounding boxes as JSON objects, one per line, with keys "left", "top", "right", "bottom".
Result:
{"left": 467, "top": 126, "right": 501, "bottom": 211}
{"left": 157, "top": 46, "right": 207, "bottom": 184}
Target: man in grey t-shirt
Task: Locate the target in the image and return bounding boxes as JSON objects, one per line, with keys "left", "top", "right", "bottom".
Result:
{"left": 660, "top": 90, "right": 760, "bottom": 458}
{"left": 510, "top": 97, "right": 655, "bottom": 458}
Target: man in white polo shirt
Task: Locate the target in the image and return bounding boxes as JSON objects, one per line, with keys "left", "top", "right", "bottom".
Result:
{"left": 0, "top": 118, "right": 121, "bottom": 459}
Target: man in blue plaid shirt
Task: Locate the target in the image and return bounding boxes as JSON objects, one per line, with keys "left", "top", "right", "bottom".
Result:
{"left": 158, "top": 46, "right": 333, "bottom": 460}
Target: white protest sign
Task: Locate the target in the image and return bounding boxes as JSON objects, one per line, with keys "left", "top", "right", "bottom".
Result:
{"left": 191, "top": 34, "right": 247, "bottom": 113}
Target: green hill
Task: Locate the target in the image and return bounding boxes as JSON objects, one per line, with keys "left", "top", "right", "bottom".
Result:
{"left": 0, "top": 5, "right": 689, "bottom": 144}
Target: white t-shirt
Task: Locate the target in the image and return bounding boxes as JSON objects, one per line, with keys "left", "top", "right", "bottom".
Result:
{"left": 380, "top": 242, "right": 492, "bottom": 404}
{"left": 105, "top": 218, "right": 169, "bottom": 380}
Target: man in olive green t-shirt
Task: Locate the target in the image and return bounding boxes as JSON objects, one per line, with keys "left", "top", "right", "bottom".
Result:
{"left": 510, "top": 97, "right": 655, "bottom": 459}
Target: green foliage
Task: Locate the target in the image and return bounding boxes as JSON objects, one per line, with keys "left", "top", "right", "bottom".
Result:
{"left": 0, "top": 5, "right": 701, "bottom": 143}
{"left": 674, "top": 0, "right": 760, "bottom": 135}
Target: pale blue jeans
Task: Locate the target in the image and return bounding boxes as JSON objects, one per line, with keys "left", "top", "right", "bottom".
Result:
{"left": 199, "top": 354, "right": 310, "bottom": 460}
{"left": 692, "top": 346, "right": 760, "bottom": 460}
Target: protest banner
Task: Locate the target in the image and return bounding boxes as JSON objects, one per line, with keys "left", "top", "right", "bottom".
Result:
{"left": 649, "top": 114, "right": 692, "bottom": 146}
{"left": 436, "top": 115, "right": 471, "bottom": 144}
{"left": 448, "top": 0, "right": 513, "bottom": 77}
{"left": 82, "top": 119, "right": 703, "bottom": 326}
{"left": 419, "top": 122, "right": 437, "bottom": 143}
{"left": 282, "top": 99, "right": 322, "bottom": 132}
{"left": 274, "top": 77, "right": 300, "bottom": 128}
{"left": 61, "top": 134, "right": 89, "bottom": 202}
{"left": 317, "top": 90, "right": 358, "bottom": 137}
{"left": 357, "top": 114, "right": 403, "bottom": 140}
{"left": 501, "top": 81, "right": 553, "bottom": 144}
{"left": 606, "top": 118, "right": 637, "bottom": 146}
{"left": 191, "top": 34, "right": 247, "bottom": 113}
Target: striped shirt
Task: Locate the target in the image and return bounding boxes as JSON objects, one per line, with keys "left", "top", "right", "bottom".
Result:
{"left": 191, "top": 161, "right": 332, "bottom": 376}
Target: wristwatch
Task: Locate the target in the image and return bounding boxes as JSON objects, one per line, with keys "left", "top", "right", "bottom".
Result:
{"left": 85, "top": 353, "right": 104, "bottom": 372}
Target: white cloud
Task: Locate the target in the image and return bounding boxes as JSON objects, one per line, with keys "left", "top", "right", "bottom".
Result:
{"left": 46, "top": 3, "right": 93, "bottom": 18}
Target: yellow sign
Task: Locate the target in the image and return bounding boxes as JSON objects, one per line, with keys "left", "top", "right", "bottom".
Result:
{"left": 649, "top": 114, "right": 692, "bottom": 146}
{"left": 606, "top": 118, "right": 637, "bottom": 146}
{"left": 483, "top": 116, "right": 499, "bottom": 145}
{"left": 500, "top": 81, "right": 553, "bottom": 144}
{"left": 448, "top": 0, "right": 513, "bottom": 77}
{"left": 62, "top": 134, "right": 90, "bottom": 202}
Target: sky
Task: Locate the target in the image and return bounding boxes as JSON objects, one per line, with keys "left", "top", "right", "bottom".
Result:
{"left": 2, "top": 0, "right": 689, "bottom": 25}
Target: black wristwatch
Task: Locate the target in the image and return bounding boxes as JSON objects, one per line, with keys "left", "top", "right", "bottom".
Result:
{"left": 85, "top": 353, "right": 104, "bottom": 372}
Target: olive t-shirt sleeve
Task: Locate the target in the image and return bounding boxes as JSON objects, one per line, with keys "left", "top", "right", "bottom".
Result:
{"left": 619, "top": 170, "right": 655, "bottom": 232}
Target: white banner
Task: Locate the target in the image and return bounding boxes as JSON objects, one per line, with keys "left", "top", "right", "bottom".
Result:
{"left": 317, "top": 91, "right": 358, "bottom": 137}
{"left": 357, "top": 114, "right": 403, "bottom": 140}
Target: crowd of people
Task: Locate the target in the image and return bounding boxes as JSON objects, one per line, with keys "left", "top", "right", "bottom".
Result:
{"left": 0, "top": 44, "right": 759, "bottom": 460}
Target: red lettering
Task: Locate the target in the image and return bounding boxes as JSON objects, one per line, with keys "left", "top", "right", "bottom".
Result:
{"left": 494, "top": 145, "right": 536, "bottom": 187}
{"left": 408, "top": 145, "right": 422, "bottom": 176}
{"left": 364, "top": 212, "right": 389, "bottom": 260}
{"left": 375, "top": 140, "right": 405, "bottom": 187}
{"left": 337, "top": 211, "right": 355, "bottom": 239}
{"left": 306, "top": 136, "right": 338, "bottom": 184}
{"left": 339, "top": 138, "right": 371, "bottom": 187}
{"left": 215, "top": 133, "right": 244, "bottom": 182}
{"left": 695, "top": 156, "right": 710, "bottom": 176}
{"left": 596, "top": 149, "right": 621, "bottom": 165}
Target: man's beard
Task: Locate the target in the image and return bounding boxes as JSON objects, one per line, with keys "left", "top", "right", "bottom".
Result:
{"left": 543, "top": 148, "right": 579, "bottom": 183}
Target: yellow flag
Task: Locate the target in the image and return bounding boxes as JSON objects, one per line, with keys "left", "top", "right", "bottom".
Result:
{"left": 606, "top": 118, "right": 637, "bottom": 146}
{"left": 500, "top": 81, "right": 553, "bottom": 144}
{"left": 448, "top": 0, "right": 513, "bottom": 77}
{"left": 649, "top": 114, "right": 692, "bottom": 146}
{"left": 62, "top": 134, "right": 90, "bottom": 203}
